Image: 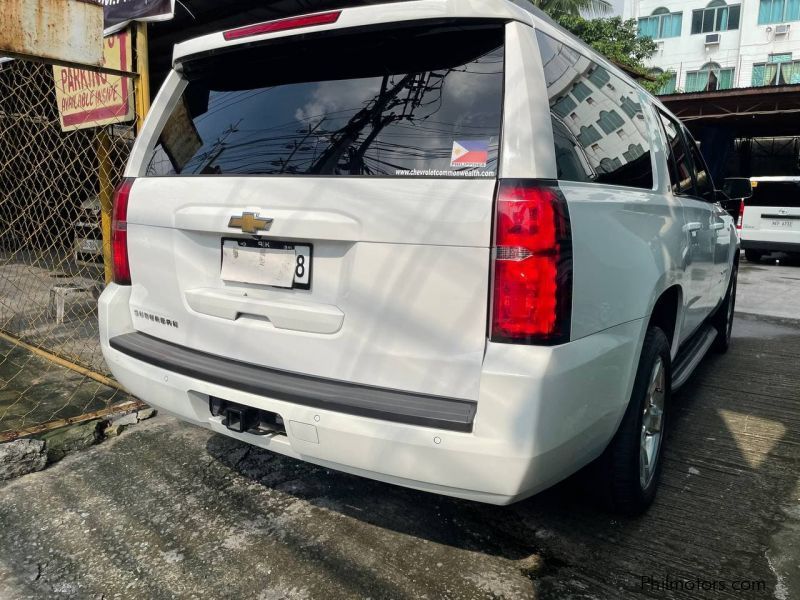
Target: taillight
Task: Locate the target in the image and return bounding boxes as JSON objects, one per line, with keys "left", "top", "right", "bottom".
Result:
{"left": 111, "top": 178, "right": 134, "bottom": 285}
{"left": 223, "top": 11, "right": 341, "bottom": 41}
{"left": 737, "top": 199, "right": 745, "bottom": 230}
{"left": 490, "top": 180, "right": 572, "bottom": 345}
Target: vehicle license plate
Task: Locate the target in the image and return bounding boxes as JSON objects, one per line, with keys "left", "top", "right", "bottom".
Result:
{"left": 221, "top": 238, "right": 312, "bottom": 289}
{"left": 769, "top": 220, "right": 793, "bottom": 229}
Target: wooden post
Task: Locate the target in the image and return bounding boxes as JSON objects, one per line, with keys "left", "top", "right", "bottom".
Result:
{"left": 134, "top": 21, "right": 151, "bottom": 133}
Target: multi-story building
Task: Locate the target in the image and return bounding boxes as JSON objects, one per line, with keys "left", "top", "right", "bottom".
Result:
{"left": 624, "top": 0, "right": 800, "bottom": 93}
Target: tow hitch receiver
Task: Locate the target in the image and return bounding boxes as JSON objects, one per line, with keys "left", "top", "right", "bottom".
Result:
{"left": 209, "top": 396, "right": 287, "bottom": 436}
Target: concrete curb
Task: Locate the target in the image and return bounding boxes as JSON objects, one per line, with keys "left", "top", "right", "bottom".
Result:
{"left": 0, "top": 406, "right": 157, "bottom": 482}
{"left": 735, "top": 311, "right": 800, "bottom": 327}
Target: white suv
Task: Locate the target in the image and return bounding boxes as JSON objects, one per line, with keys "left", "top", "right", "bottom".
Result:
{"left": 738, "top": 176, "right": 800, "bottom": 261}
{"left": 99, "top": 0, "right": 738, "bottom": 514}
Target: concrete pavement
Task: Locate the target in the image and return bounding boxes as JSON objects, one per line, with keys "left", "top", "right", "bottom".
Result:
{"left": 737, "top": 252, "right": 800, "bottom": 320}
{"left": 0, "top": 265, "right": 798, "bottom": 599}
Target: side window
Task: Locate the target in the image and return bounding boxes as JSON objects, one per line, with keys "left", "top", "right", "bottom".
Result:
{"left": 658, "top": 112, "right": 695, "bottom": 196}
{"left": 686, "top": 132, "right": 715, "bottom": 202}
{"left": 535, "top": 31, "right": 654, "bottom": 190}
{"left": 551, "top": 117, "right": 593, "bottom": 182}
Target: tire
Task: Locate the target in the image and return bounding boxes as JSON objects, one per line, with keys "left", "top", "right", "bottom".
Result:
{"left": 744, "top": 249, "right": 763, "bottom": 263}
{"left": 711, "top": 263, "right": 738, "bottom": 353}
{"left": 595, "top": 327, "right": 671, "bottom": 515}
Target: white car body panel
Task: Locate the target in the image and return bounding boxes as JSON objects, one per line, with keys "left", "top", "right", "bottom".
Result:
{"left": 100, "top": 0, "right": 737, "bottom": 504}
{"left": 125, "top": 176, "right": 495, "bottom": 400}
{"left": 100, "top": 283, "right": 647, "bottom": 504}
{"left": 500, "top": 21, "right": 556, "bottom": 180}
{"left": 170, "top": 0, "right": 534, "bottom": 65}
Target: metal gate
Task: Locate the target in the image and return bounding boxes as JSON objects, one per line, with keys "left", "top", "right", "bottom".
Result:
{"left": 0, "top": 51, "right": 144, "bottom": 440}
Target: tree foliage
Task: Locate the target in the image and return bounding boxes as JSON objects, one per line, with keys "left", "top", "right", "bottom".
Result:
{"left": 531, "top": 0, "right": 612, "bottom": 17}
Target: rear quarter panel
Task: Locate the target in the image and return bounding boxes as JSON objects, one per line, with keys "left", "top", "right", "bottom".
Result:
{"left": 564, "top": 178, "right": 686, "bottom": 342}
{"left": 564, "top": 91, "right": 687, "bottom": 342}
{"left": 512, "top": 21, "right": 686, "bottom": 345}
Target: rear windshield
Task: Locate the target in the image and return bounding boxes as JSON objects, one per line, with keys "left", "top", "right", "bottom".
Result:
{"left": 748, "top": 181, "right": 800, "bottom": 207}
{"left": 145, "top": 23, "right": 504, "bottom": 177}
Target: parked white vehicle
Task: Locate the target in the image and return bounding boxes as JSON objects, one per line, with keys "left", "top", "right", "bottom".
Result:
{"left": 738, "top": 176, "right": 800, "bottom": 262}
{"left": 99, "top": 0, "right": 738, "bottom": 514}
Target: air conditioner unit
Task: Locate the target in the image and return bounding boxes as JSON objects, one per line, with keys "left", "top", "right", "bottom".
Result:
{"left": 705, "top": 33, "right": 721, "bottom": 45}
{"left": 775, "top": 24, "right": 791, "bottom": 35}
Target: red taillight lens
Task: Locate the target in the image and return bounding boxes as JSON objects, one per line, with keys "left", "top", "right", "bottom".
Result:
{"left": 491, "top": 180, "right": 572, "bottom": 345}
{"left": 111, "top": 178, "right": 133, "bottom": 285}
{"left": 223, "top": 11, "right": 341, "bottom": 41}
{"left": 737, "top": 199, "right": 745, "bottom": 229}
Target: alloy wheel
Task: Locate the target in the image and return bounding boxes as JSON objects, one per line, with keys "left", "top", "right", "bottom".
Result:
{"left": 640, "top": 357, "right": 665, "bottom": 489}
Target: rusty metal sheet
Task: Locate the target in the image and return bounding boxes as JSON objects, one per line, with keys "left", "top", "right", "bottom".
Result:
{"left": 1, "top": 0, "right": 103, "bottom": 67}
{"left": 52, "top": 30, "right": 134, "bottom": 131}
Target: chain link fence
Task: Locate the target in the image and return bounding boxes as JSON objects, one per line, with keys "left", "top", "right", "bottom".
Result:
{"left": 0, "top": 56, "right": 140, "bottom": 439}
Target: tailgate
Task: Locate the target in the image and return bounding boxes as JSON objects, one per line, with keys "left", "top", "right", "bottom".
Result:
{"left": 124, "top": 21, "right": 505, "bottom": 401}
{"left": 742, "top": 180, "right": 800, "bottom": 242}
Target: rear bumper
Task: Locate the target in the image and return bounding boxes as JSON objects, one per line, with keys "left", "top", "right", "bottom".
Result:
{"left": 99, "top": 284, "right": 645, "bottom": 505}
{"left": 741, "top": 240, "right": 800, "bottom": 253}
{"left": 110, "top": 331, "right": 477, "bottom": 432}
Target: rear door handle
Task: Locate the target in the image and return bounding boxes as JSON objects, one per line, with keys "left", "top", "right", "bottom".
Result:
{"left": 685, "top": 222, "right": 702, "bottom": 232}
{"left": 185, "top": 288, "right": 344, "bottom": 334}
{"left": 711, "top": 222, "right": 725, "bottom": 230}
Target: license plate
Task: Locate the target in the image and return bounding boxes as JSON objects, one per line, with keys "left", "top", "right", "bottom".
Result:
{"left": 769, "top": 220, "right": 794, "bottom": 229}
{"left": 221, "top": 238, "right": 312, "bottom": 290}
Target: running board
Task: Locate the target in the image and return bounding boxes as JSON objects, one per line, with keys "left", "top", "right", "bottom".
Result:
{"left": 672, "top": 325, "right": 717, "bottom": 391}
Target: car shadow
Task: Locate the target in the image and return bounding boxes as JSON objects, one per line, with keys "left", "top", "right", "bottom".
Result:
{"left": 204, "top": 429, "right": 553, "bottom": 562}
{"left": 747, "top": 251, "right": 800, "bottom": 267}
{"left": 204, "top": 313, "right": 800, "bottom": 598}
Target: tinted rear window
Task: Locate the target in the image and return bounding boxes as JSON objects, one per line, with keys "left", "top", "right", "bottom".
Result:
{"left": 749, "top": 181, "right": 800, "bottom": 207}
{"left": 146, "top": 23, "right": 504, "bottom": 177}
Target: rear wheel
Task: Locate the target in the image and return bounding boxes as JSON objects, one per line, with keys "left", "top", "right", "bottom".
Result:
{"left": 596, "top": 327, "right": 671, "bottom": 515}
{"left": 711, "top": 263, "right": 737, "bottom": 353}
{"left": 745, "top": 249, "right": 763, "bottom": 262}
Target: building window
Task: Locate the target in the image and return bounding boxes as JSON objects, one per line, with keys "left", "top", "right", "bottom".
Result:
{"left": 660, "top": 73, "right": 678, "bottom": 94}
{"left": 588, "top": 66, "right": 610, "bottom": 88}
{"left": 758, "top": 0, "right": 800, "bottom": 25}
{"left": 571, "top": 81, "right": 592, "bottom": 102}
{"left": 620, "top": 95, "right": 643, "bottom": 118}
{"left": 638, "top": 7, "right": 683, "bottom": 39}
{"left": 599, "top": 157, "right": 623, "bottom": 173}
{"left": 691, "top": 1, "right": 741, "bottom": 33}
{"left": 752, "top": 56, "right": 800, "bottom": 85}
{"left": 649, "top": 68, "right": 678, "bottom": 95}
{"left": 623, "top": 144, "right": 646, "bottom": 162}
{"left": 596, "top": 110, "right": 625, "bottom": 134}
{"left": 553, "top": 95, "right": 578, "bottom": 118}
{"left": 685, "top": 63, "right": 735, "bottom": 92}
{"left": 578, "top": 125, "right": 602, "bottom": 146}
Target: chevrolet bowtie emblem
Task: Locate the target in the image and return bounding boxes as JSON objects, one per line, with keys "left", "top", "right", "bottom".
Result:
{"left": 228, "top": 212, "right": 273, "bottom": 234}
